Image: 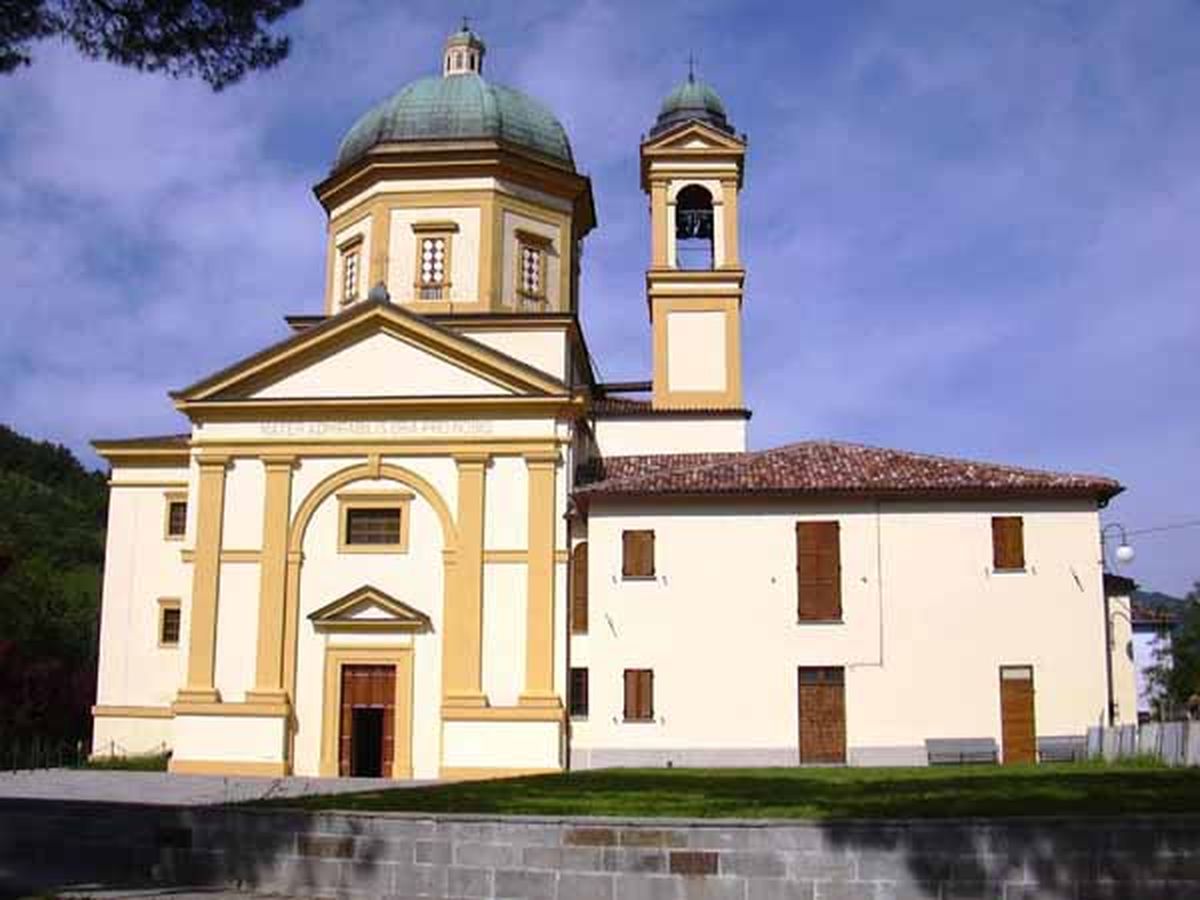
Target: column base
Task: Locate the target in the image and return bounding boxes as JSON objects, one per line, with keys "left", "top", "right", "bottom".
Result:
{"left": 518, "top": 692, "right": 563, "bottom": 709}
{"left": 443, "top": 691, "right": 489, "bottom": 708}
{"left": 175, "top": 688, "right": 221, "bottom": 704}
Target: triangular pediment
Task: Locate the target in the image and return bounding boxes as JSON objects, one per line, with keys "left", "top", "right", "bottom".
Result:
{"left": 642, "top": 120, "right": 746, "bottom": 154}
{"left": 172, "top": 300, "right": 567, "bottom": 406}
{"left": 308, "top": 585, "right": 433, "bottom": 633}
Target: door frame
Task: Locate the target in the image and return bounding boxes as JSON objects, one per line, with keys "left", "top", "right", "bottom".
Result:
{"left": 998, "top": 663, "right": 1036, "bottom": 765}
{"left": 320, "top": 645, "right": 414, "bottom": 777}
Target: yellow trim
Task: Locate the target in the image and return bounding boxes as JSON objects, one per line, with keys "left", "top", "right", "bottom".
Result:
{"left": 320, "top": 645, "right": 414, "bottom": 779}
{"left": 253, "top": 455, "right": 294, "bottom": 698}
{"left": 721, "top": 179, "right": 740, "bottom": 268}
{"left": 179, "top": 396, "right": 580, "bottom": 421}
{"left": 180, "top": 548, "right": 260, "bottom": 564}
{"left": 171, "top": 701, "right": 290, "bottom": 717}
{"left": 651, "top": 295, "right": 743, "bottom": 410}
{"left": 520, "top": 452, "right": 560, "bottom": 708}
{"left": 157, "top": 597, "right": 181, "bottom": 649}
{"left": 169, "top": 759, "right": 287, "bottom": 776}
{"left": 177, "top": 456, "right": 227, "bottom": 703}
{"left": 444, "top": 454, "right": 488, "bottom": 707}
{"left": 108, "top": 479, "right": 187, "bottom": 488}
{"left": 369, "top": 198, "right": 390, "bottom": 291}
{"left": 163, "top": 491, "right": 188, "bottom": 541}
{"left": 308, "top": 585, "right": 431, "bottom": 633}
{"left": 92, "top": 705, "right": 173, "bottom": 719}
{"left": 438, "top": 766, "right": 560, "bottom": 781}
{"left": 337, "top": 490, "right": 414, "bottom": 554}
{"left": 441, "top": 705, "right": 564, "bottom": 722}
{"left": 483, "top": 549, "right": 571, "bottom": 564}
{"left": 190, "top": 439, "right": 565, "bottom": 456}
{"left": 411, "top": 220, "right": 461, "bottom": 233}
{"left": 479, "top": 192, "right": 497, "bottom": 305}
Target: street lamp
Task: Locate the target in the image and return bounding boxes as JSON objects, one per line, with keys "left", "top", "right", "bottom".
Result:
{"left": 1101, "top": 523, "right": 1136, "bottom": 570}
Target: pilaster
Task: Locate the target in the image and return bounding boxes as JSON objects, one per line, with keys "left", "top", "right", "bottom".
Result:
{"left": 443, "top": 452, "right": 489, "bottom": 707}
{"left": 248, "top": 455, "right": 296, "bottom": 704}
{"left": 177, "top": 455, "right": 229, "bottom": 704}
{"left": 520, "top": 451, "right": 561, "bottom": 707}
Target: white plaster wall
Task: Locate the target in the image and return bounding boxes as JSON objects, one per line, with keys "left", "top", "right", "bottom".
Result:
{"left": 290, "top": 467, "right": 449, "bottom": 779}
{"left": 571, "top": 499, "right": 1107, "bottom": 760}
{"left": 483, "top": 455, "right": 527, "bottom": 551}
{"left": 462, "top": 328, "right": 568, "bottom": 382}
{"left": 481, "top": 565, "right": 527, "bottom": 708}
{"left": 92, "top": 717, "right": 173, "bottom": 758}
{"left": 442, "top": 721, "right": 560, "bottom": 768}
{"left": 666, "top": 310, "right": 727, "bottom": 392}
{"left": 173, "top": 714, "right": 286, "bottom": 763}
{"left": 500, "top": 210, "right": 562, "bottom": 310}
{"left": 592, "top": 417, "right": 747, "bottom": 456}
{"left": 251, "top": 332, "right": 508, "bottom": 399}
{"left": 95, "top": 472, "right": 191, "bottom": 713}
{"left": 220, "top": 458, "right": 264, "bottom": 549}
{"left": 212, "top": 564, "right": 259, "bottom": 703}
{"left": 388, "top": 206, "right": 481, "bottom": 304}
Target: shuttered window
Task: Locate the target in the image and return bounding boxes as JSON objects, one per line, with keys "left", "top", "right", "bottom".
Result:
{"left": 569, "top": 667, "right": 589, "bottom": 718}
{"left": 623, "top": 669, "right": 654, "bottom": 721}
{"left": 992, "top": 516, "right": 1025, "bottom": 571}
{"left": 571, "top": 542, "right": 589, "bottom": 633}
{"left": 622, "top": 530, "right": 655, "bottom": 579}
{"left": 796, "top": 521, "right": 842, "bottom": 621}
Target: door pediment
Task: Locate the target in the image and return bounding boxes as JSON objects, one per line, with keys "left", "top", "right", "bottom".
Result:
{"left": 309, "top": 584, "right": 433, "bottom": 633}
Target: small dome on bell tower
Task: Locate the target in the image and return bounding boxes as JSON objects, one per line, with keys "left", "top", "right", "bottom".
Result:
{"left": 443, "top": 19, "right": 486, "bottom": 77}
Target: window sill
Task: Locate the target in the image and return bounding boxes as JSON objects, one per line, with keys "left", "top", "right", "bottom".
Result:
{"left": 623, "top": 717, "right": 656, "bottom": 724}
{"left": 796, "top": 618, "right": 844, "bottom": 625}
{"left": 569, "top": 715, "right": 588, "bottom": 722}
{"left": 992, "top": 568, "right": 1027, "bottom": 575}
{"left": 338, "top": 544, "right": 410, "bottom": 555}
{"left": 622, "top": 575, "right": 657, "bottom": 582}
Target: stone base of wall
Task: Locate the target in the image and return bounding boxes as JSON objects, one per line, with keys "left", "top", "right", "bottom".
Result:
{"left": 3, "top": 799, "right": 1200, "bottom": 899}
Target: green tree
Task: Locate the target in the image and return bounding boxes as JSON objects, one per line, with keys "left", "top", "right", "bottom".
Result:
{"left": 1146, "top": 580, "right": 1200, "bottom": 719}
{"left": 1, "top": 0, "right": 303, "bottom": 90}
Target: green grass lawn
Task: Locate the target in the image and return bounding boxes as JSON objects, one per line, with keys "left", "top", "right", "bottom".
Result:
{"left": 272, "top": 762, "right": 1200, "bottom": 819}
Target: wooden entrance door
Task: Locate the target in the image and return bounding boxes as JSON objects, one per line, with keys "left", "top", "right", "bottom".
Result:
{"left": 999, "top": 665, "right": 1036, "bottom": 764}
{"left": 339, "top": 664, "right": 396, "bottom": 777}
{"left": 798, "top": 666, "right": 846, "bottom": 764}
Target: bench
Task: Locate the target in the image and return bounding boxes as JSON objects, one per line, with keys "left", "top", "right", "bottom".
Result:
{"left": 925, "top": 738, "right": 998, "bottom": 765}
{"left": 1037, "top": 735, "right": 1085, "bottom": 763}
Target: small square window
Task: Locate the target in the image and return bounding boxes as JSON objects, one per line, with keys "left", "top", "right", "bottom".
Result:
{"left": 337, "top": 491, "right": 413, "bottom": 554}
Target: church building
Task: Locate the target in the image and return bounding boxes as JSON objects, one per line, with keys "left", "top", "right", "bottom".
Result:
{"left": 92, "top": 26, "right": 1123, "bottom": 777}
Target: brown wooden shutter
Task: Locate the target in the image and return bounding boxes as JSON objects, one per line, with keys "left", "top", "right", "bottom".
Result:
{"left": 623, "top": 669, "right": 653, "bottom": 720}
{"left": 796, "top": 521, "right": 842, "bottom": 620}
{"left": 623, "top": 670, "right": 636, "bottom": 719}
{"left": 622, "top": 530, "right": 655, "bottom": 578}
{"left": 571, "top": 542, "right": 589, "bottom": 633}
{"left": 992, "top": 516, "right": 1025, "bottom": 570}
{"left": 641, "top": 670, "right": 653, "bottom": 719}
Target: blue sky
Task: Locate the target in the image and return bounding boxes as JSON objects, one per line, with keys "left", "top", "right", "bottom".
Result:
{"left": 0, "top": 0, "right": 1196, "bottom": 595}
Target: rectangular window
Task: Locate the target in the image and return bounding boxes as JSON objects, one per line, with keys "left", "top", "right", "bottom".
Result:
{"left": 341, "top": 247, "right": 360, "bottom": 304}
{"left": 515, "top": 229, "right": 552, "bottom": 308}
{"left": 158, "top": 599, "right": 181, "bottom": 647}
{"left": 623, "top": 669, "right": 654, "bottom": 721}
{"left": 337, "top": 491, "right": 413, "bottom": 553}
{"left": 622, "top": 530, "right": 655, "bottom": 579}
{"left": 796, "top": 521, "right": 841, "bottom": 621}
{"left": 412, "top": 222, "right": 458, "bottom": 301}
{"left": 569, "top": 667, "right": 589, "bottom": 718}
{"left": 346, "top": 508, "right": 401, "bottom": 545}
{"left": 164, "top": 494, "right": 187, "bottom": 540}
{"left": 992, "top": 516, "right": 1025, "bottom": 571}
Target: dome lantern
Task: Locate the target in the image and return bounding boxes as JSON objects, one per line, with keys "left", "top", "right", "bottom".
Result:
{"left": 443, "top": 18, "right": 485, "bottom": 77}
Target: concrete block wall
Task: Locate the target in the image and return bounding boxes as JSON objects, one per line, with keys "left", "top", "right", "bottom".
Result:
{"left": 3, "top": 800, "right": 1200, "bottom": 898}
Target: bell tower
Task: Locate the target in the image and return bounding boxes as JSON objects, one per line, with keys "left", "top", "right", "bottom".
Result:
{"left": 641, "top": 71, "right": 746, "bottom": 410}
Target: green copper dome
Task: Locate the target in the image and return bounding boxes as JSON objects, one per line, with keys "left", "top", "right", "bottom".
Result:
{"left": 651, "top": 74, "right": 734, "bottom": 137}
{"left": 333, "top": 72, "right": 575, "bottom": 172}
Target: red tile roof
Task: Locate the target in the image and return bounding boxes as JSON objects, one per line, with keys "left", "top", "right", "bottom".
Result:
{"left": 589, "top": 396, "right": 751, "bottom": 418}
{"left": 576, "top": 440, "right": 1122, "bottom": 502}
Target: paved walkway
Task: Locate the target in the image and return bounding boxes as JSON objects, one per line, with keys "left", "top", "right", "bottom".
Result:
{"left": 0, "top": 768, "right": 432, "bottom": 806}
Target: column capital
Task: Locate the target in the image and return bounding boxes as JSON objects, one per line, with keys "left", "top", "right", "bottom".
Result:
{"left": 522, "top": 449, "right": 560, "bottom": 467}
{"left": 453, "top": 451, "right": 491, "bottom": 468}
{"left": 261, "top": 454, "right": 298, "bottom": 470}
{"left": 196, "top": 454, "right": 231, "bottom": 469}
